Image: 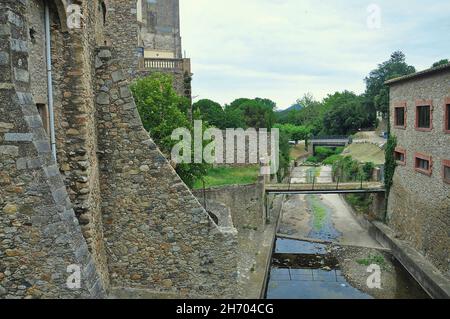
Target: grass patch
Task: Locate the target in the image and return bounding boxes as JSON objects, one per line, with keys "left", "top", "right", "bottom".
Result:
{"left": 309, "top": 195, "right": 328, "bottom": 231}
{"left": 356, "top": 254, "right": 387, "bottom": 269}
{"left": 193, "top": 165, "right": 259, "bottom": 189}
{"left": 342, "top": 143, "right": 385, "bottom": 165}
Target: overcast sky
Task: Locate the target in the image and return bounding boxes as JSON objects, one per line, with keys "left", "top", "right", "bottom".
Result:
{"left": 179, "top": 0, "right": 450, "bottom": 110}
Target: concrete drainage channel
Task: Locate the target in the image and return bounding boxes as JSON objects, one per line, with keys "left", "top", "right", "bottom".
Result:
{"left": 263, "top": 237, "right": 430, "bottom": 299}
{"left": 261, "top": 165, "right": 432, "bottom": 299}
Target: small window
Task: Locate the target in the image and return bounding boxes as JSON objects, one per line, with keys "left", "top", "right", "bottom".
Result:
{"left": 443, "top": 160, "right": 450, "bottom": 184}
{"left": 415, "top": 101, "right": 432, "bottom": 131}
{"left": 394, "top": 147, "right": 406, "bottom": 165}
{"left": 414, "top": 153, "right": 432, "bottom": 176}
{"left": 417, "top": 106, "right": 430, "bottom": 128}
{"left": 394, "top": 107, "right": 406, "bottom": 128}
{"left": 36, "top": 104, "right": 49, "bottom": 134}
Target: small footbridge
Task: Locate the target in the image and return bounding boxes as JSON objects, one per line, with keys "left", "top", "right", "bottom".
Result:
{"left": 309, "top": 136, "right": 351, "bottom": 155}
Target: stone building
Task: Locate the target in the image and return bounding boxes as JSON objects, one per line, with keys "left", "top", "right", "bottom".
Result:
{"left": 135, "top": 0, "right": 192, "bottom": 99}
{"left": 386, "top": 63, "right": 450, "bottom": 277}
{"left": 0, "top": 0, "right": 237, "bottom": 299}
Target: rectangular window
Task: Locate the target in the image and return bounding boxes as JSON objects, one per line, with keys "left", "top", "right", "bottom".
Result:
{"left": 394, "top": 107, "right": 406, "bottom": 127}
{"left": 417, "top": 106, "right": 430, "bottom": 128}
{"left": 415, "top": 100, "right": 433, "bottom": 131}
{"left": 36, "top": 104, "right": 49, "bottom": 134}
{"left": 443, "top": 160, "right": 450, "bottom": 184}
{"left": 414, "top": 153, "right": 432, "bottom": 176}
{"left": 394, "top": 147, "right": 406, "bottom": 165}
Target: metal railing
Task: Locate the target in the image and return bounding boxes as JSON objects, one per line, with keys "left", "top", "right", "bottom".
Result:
{"left": 311, "top": 135, "right": 350, "bottom": 141}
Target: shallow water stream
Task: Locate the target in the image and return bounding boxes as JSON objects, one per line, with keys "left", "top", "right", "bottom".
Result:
{"left": 265, "top": 238, "right": 429, "bottom": 299}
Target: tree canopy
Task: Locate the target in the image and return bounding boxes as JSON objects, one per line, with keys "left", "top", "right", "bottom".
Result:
{"left": 432, "top": 59, "right": 449, "bottom": 68}
{"left": 131, "top": 73, "right": 209, "bottom": 187}
{"left": 364, "top": 51, "right": 416, "bottom": 116}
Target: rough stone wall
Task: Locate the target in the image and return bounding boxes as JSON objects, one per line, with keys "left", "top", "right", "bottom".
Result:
{"left": 26, "top": 0, "right": 47, "bottom": 105}
{"left": 95, "top": 48, "right": 238, "bottom": 298}
{"left": 104, "top": 0, "right": 140, "bottom": 78}
{"left": 0, "top": 0, "right": 105, "bottom": 299}
{"left": 193, "top": 179, "right": 266, "bottom": 229}
{"left": 140, "top": 0, "right": 182, "bottom": 58}
{"left": 48, "top": 0, "right": 110, "bottom": 289}
{"left": 388, "top": 70, "right": 450, "bottom": 275}
{"left": 1, "top": 0, "right": 239, "bottom": 299}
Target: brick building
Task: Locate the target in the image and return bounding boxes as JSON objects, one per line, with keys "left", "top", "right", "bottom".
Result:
{"left": 386, "top": 63, "right": 450, "bottom": 277}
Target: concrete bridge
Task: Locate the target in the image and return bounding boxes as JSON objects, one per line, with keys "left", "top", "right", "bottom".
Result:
{"left": 309, "top": 136, "right": 351, "bottom": 155}
{"left": 265, "top": 181, "right": 385, "bottom": 195}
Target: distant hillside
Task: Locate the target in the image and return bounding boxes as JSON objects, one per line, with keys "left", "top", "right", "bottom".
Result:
{"left": 278, "top": 103, "right": 303, "bottom": 113}
{"left": 276, "top": 103, "right": 303, "bottom": 123}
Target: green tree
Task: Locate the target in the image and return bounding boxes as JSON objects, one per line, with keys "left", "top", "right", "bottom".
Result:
{"left": 273, "top": 124, "right": 311, "bottom": 144}
{"left": 322, "top": 91, "right": 369, "bottom": 135}
{"left": 365, "top": 51, "right": 416, "bottom": 116}
{"left": 131, "top": 73, "right": 209, "bottom": 188}
{"left": 222, "top": 106, "right": 246, "bottom": 128}
{"left": 193, "top": 99, "right": 224, "bottom": 128}
{"left": 227, "top": 98, "right": 276, "bottom": 129}
{"left": 432, "top": 59, "right": 449, "bottom": 68}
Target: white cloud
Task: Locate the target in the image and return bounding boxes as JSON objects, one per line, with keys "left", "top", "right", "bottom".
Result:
{"left": 180, "top": 0, "right": 450, "bottom": 109}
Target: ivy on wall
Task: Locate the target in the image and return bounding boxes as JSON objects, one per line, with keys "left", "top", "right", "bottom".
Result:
{"left": 384, "top": 134, "right": 397, "bottom": 200}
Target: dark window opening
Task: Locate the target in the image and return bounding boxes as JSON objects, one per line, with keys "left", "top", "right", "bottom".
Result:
{"left": 29, "top": 28, "right": 36, "bottom": 43}
{"left": 207, "top": 211, "right": 219, "bottom": 226}
{"left": 417, "top": 105, "right": 431, "bottom": 129}
{"left": 101, "top": 2, "right": 107, "bottom": 24}
{"left": 395, "top": 107, "right": 405, "bottom": 127}
{"left": 36, "top": 104, "right": 49, "bottom": 134}
{"left": 416, "top": 158, "right": 429, "bottom": 170}
{"left": 394, "top": 151, "right": 405, "bottom": 163}
{"left": 444, "top": 165, "right": 450, "bottom": 182}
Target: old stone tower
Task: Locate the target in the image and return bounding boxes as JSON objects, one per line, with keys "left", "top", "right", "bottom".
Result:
{"left": 138, "top": 0, "right": 182, "bottom": 59}
{"left": 0, "top": 0, "right": 236, "bottom": 299}
{"left": 136, "top": 0, "right": 192, "bottom": 99}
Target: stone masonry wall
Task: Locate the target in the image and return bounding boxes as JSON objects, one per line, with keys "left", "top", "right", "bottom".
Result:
{"left": 388, "top": 69, "right": 450, "bottom": 276}
{"left": 192, "top": 179, "right": 266, "bottom": 229}
{"left": 95, "top": 48, "right": 238, "bottom": 298}
{"left": 105, "top": 0, "right": 140, "bottom": 79}
{"left": 0, "top": 0, "right": 105, "bottom": 298}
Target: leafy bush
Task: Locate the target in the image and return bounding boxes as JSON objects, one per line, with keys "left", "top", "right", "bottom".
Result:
{"left": 131, "top": 73, "right": 209, "bottom": 188}
{"left": 323, "top": 154, "right": 343, "bottom": 165}
{"left": 384, "top": 135, "right": 397, "bottom": 197}
{"left": 306, "top": 156, "right": 319, "bottom": 163}
{"left": 313, "top": 146, "right": 344, "bottom": 163}
{"left": 362, "top": 162, "right": 375, "bottom": 180}
{"left": 332, "top": 156, "right": 367, "bottom": 182}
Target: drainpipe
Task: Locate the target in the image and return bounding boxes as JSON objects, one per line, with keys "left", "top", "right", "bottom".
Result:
{"left": 45, "top": 1, "right": 57, "bottom": 161}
